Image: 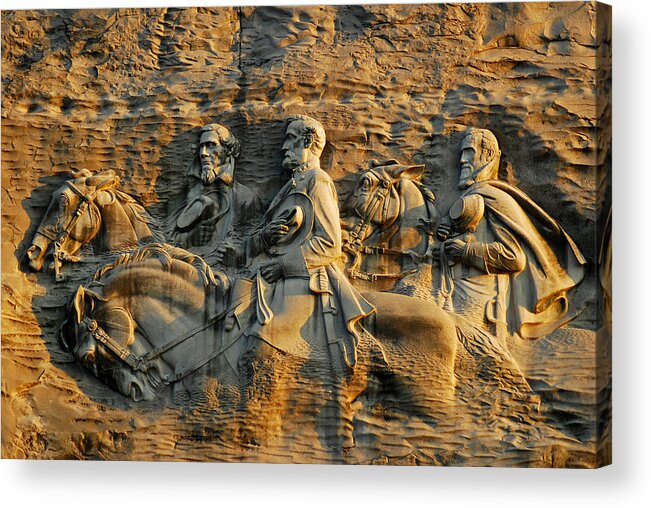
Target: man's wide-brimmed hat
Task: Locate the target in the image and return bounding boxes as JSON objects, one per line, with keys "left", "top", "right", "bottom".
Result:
{"left": 449, "top": 194, "right": 485, "bottom": 234}
{"left": 176, "top": 196, "right": 214, "bottom": 231}
{"left": 266, "top": 192, "right": 315, "bottom": 256}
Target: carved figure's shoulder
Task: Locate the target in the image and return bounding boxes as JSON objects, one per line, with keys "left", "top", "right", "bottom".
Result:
{"left": 470, "top": 181, "right": 523, "bottom": 210}
{"left": 304, "top": 168, "right": 335, "bottom": 188}
{"left": 234, "top": 180, "right": 256, "bottom": 198}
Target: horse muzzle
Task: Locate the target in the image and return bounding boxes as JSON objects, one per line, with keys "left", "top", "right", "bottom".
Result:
{"left": 117, "top": 370, "right": 158, "bottom": 402}
{"left": 27, "top": 234, "right": 51, "bottom": 271}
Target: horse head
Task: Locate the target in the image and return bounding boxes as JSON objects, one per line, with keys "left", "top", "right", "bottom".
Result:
{"left": 60, "top": 283, "right": 174, "bottom": 402}
{"left": 59, "top": 245, "right": 229, "bottom": 402}
{"left": 346, "top": 160, "right": 433, "bottom": 242}
{"left": 342, "top": 161, "right": 437, "bottom": 285}
{"left": 27, "top": 169, "right": 121, "bottom": 275}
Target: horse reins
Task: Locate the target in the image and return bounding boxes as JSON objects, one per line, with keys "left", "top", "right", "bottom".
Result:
{"left": 342, "top": 169, "right": 423, "bottom": 282}
{"left": 45, "top": 178, "right": 112, "bottom": 281}
{"left": 79, "top": 292, "right": 250, "bottom": 387}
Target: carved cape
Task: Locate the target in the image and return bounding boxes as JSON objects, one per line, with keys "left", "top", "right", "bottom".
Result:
{"left": 459, "top": 180, "right": 586, "bottom": 339}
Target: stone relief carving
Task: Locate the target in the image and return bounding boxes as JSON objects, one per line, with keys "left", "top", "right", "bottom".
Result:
{"left": 340, "top": 159, "right": 437, "bottom": 291}
{"left": 168, "top": 123, "right": 260, "bottom": 252}
{"left": 2, "top": 4, "right": 611, "bottom": 467}
{"left": 22, "top": 116, "right": 590, "bottom": 459}
{"left": 19, "top": 118, "right": 585, "bottom": 410}
{"left": 26, "top": 169, "right": 163, "bottom": 281}
{"left": 433, "top": 127, "right": 586, "bottom": 341}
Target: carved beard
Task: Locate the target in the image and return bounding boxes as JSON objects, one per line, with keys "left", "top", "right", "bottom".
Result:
{"left": 459, "top": 157, "right": 498, "bottom": 189}
{"left": 201, "top": 166, "right": 218, "bottom": 185}
{"left": 201, "top": 160, "right": 234, "bottom": 186}
{"left": 459, "top": 164, "right": 475, "bottom": 188}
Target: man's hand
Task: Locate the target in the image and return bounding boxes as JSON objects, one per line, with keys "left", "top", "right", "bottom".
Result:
{"left": 262, "top": 219, "right": 290, "bottom": 246}
{"left": 214, "top": 242, "right": 240, "bottom": 267}
{"left": 260, "top": 261, "right": 284, "bottom": 283}
{"left": 198, "top": 215, "right": 218, "bottom": 244}
{"left": 436, "top": 222, "right": 452, "bottom": 241}
{"left": 443, "top": 238, "right": 467, "bottom": 260}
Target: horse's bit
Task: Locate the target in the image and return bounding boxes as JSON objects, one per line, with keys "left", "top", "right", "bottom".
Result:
{"left": 78, "top": 293, "right": 249, "bottom": 388}
{"left": 36, "top": 179, "right": 107, "bottom": 281}
{"left": 342, "top": 169, "right": 420, "bottom": 282}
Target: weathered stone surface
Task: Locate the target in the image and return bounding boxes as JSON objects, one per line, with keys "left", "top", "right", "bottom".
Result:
{"left": 1, "top": 3, "right": 611, "bottom": 466}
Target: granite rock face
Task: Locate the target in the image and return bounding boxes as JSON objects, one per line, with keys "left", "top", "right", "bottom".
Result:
{"left": 1, "top": 3, "right": 611, "bottom": 465}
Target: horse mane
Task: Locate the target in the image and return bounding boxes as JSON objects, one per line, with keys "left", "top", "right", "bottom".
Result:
{"left": 412, "top": 180, "right": 436, "bottom": 210}
{"left": 111, "top": 189, "right": 165, "bottom": 243}
{"left": 93, "top": 244, "right": 169, "bottom": 281}
{"left": 92, "top": 243, "right": 229, "bottom": 291}
{"left": 101, "top": 190, "right": 165, "bottom": 251}
{"left": 397, "top": 178, "right": 438, "bottom": 230}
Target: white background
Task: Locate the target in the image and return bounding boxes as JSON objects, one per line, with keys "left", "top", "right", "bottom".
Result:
{"left": 1, "top": 0, "right": 648, "bottom": 506}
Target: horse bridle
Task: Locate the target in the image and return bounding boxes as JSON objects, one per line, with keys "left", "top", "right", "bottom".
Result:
{"left": 38, "top": 178, "right": 110, "bottom": 281}
{"left": 342, "top": 169, "right": 416, "bottom": 282}
{"left": 77, "top": 293, "right": 250, "bottom": 388}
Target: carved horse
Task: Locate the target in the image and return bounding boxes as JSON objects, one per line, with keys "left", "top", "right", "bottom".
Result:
{"left": 59, "top": 244, "right": 457, "bottom": 409}
{"left": 27, "top": 169, "right": 163, "bottom": 280}
{"left": 340, "top": 160, "right": 437, "bottom": 291}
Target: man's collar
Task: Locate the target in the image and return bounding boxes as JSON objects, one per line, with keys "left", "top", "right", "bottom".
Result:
{"left": 213, "top": 171, "right": 233, "bottom": 185}
{"left": 291, "top": 163, "right": 310, "bottom": 175}
{"left": 291, "top": 162, "right": 322, "bottom": 175}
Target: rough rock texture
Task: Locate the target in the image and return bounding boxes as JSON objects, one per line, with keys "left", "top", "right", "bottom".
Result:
{"left": 2, "top": 3, "right": 611, "bottom": 465}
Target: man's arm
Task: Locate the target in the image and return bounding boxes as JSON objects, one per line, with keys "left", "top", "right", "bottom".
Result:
{"left": 290, "top": 174, "right": 342, "bottom": 272}
{"left": 185, "top": 177, "right": 205, "bottom": 203}
{"left": 460, "top": 224, "right": 526, "bottom": 274}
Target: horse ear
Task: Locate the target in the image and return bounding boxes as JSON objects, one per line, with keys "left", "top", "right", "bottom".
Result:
{"left": 390, "top": 164, "right": 425, "bottom": 182}
{"left": 72, "top": 285, "right": 105, "bottom": 324}
{"left": 61, "top": 286, "right": 94, "bottom": 352}
{"left": 87, "top": 171, "right": 120, "bottom": 191}
{"left": 72, "top": 286, "right": 86, "bottom": 324}
{"left": 71, "top": 169, "right": 93, "bottom": 179}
